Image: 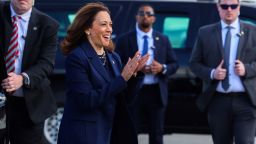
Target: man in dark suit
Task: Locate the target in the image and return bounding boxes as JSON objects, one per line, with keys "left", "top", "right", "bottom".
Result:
{"left": 115, "top": 4, "right": 178, "bottom": 144}
{"left": 0, "top": 0, "right": 59, "bottom": 143}
{"left": 190, "top": 0, "right": 256, "bottom": 143}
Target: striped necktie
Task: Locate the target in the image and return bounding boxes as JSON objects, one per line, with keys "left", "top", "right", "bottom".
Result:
{"left": 5, "top": 16, "right": 20, "bottom": 73}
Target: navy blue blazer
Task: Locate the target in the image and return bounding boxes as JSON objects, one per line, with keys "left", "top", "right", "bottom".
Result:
{"left": 58, "top": 42, "right": 137, "bottom": 144}
{"left": 115, "top": 30, "right": 178, "bottom": 106}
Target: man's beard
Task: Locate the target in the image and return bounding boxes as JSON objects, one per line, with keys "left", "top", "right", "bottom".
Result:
{"left": 140, "top": 22, "right": 150, "bottom": 29}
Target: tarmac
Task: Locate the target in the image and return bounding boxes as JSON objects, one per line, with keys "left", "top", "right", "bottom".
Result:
{"left": 138, "top": 134, "right": 213, "bottom": 144}
{"left": 139, "top": 134, "right": 256, "bottom": 144}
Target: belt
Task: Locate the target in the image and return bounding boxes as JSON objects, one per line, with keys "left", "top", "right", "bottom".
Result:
{"left": 215, "top": 91, "right": 247, "bottom": 96}
{"left": 142, "top": 83, "right": 159, "bottom": 88}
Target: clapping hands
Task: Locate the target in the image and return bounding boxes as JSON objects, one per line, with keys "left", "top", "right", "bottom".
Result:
{"left": 121, "top": 51, "right": 149, "bottom": 81}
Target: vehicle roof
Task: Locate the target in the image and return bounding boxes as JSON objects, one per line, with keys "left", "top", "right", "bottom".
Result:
{"left": 1, "top": 0, "right": 255, "bottom": 3}
{"left": 30, "top": 0, "right": 256, "bottom": 8}
{"left": 3, "top": 0, "right": 255, "bottom": 8}
{"left": 105, "top": 0, "right": 256, "bottom": 7}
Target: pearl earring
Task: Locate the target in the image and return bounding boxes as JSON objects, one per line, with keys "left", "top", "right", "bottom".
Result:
{"left": 86, "top": 32, "right": 90, "bottom": 35}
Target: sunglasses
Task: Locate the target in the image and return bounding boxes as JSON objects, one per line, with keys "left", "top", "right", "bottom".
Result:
{"left": 220, "top": 4, "right": 239, "bottom": 10}
{"left": 137, "top": 11, "right": 155, "bottom": 17}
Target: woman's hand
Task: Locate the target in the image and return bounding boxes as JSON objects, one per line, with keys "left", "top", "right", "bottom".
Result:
{"left": 121, "top": 51, "right": 141, "bottom": 81}
{"left": 134, "top": 54, "right": 150, "bottom": 74}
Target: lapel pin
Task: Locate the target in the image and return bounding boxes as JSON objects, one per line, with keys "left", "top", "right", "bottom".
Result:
{"left": 237, "top": 31, "right": 244, "bottom": 37}
{"left": 155, "top": 37, "right": 159, "bottom": 40}
{"left": 112, "top": 60, "right": 115, "bottom": 64}
{"left": 33, "top": 27, "right": 38, "bottom": 31}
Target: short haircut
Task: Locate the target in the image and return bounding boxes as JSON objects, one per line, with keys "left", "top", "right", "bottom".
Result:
{"left": 137, "top": 4, "right": 155, "bottom": 13}
{"left": 218, "top": 0, "right": 240, "bottom": 3}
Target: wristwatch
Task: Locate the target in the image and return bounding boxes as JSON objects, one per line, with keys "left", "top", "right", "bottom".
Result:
{"left": 21, "top": 72, "right": 30, "bottom": 87}
{"left": 162, "top": 64, "right": 167, "bottom": 74}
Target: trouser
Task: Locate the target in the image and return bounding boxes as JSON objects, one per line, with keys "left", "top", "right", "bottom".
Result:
{"left": 136, "top": 84, "right": 166, "bottom": 144}
{"left": 208, "top": 92, "right": 256, "bottom": 144}
{"left": 6, "top": 96, "right": 46, "bottom": 144}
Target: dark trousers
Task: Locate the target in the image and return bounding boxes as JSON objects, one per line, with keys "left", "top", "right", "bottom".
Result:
{"left": 136, "top": 84, "right": 165, "bottom": 144}
{"left": 208, "top": 92, "right": 256, "bottom": 144}
{"left": 6, "top": 96, "right": 46, "bottom": 144}
{"left": 0, "top": 128, "right": 6, "bottom": 144}
{"left": 0, "top": 106, "right": 6, "bottom": 144}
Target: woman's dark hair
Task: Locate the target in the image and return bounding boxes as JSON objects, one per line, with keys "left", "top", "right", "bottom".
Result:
{"left": 61, "top": 2, "right": 113, "bottom": 54}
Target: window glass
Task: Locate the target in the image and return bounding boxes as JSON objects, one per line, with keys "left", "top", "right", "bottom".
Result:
{"left": 240, "top": 17, "right": 256, "bottom": 26}
{"left": 68, "top": 14, "right": 76, "bottom": 24}
{"left": 44, "top": 3, "right": 122, "bottom": 40}
{"left": 163, "top": 17, "right": 189, "bottom": 49}
{"left": 42, "top": 12, "right": 75, "bottom": 70}
{"left": 45, "top": 12, "right": 75, "bottom": 38}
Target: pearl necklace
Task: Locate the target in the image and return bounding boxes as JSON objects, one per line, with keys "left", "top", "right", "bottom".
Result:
{"left": 98, "top": 51, "right": 106, "bottom": 66}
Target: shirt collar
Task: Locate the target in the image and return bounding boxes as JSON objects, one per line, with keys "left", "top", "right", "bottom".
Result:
{"left": 221, "top": 18, "right": 240, "bottom": 30}
{"left": 10, "top": 5, "right": 32, "bottom": 22}
{"left": 136, "top": 23, "right": 153, "bottom": 39}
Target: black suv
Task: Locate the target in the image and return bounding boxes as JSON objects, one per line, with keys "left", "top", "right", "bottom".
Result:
{"left": 32, "top": 0, "right": 256, "bottom": 143}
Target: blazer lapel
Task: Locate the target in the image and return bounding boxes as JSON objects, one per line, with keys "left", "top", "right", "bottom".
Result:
{"left": 107, "top": 53, "right": 120, "bottom": 77}
{"left": 214, "top": 22, "right": 224, "bottom": 59}
{"left": 129, "top": 30, "right": 139, "bottom": 55}
{"left": 82, "top": 42, "right": 110, "bottom": 82}
{"left": 153, "top": 32, "right": 161, "bottom": 60}
{"left": 22, "top": 8, "right": 39, "bottom": 68}
{"left": 236, "top": 22, "right": 246, "bottom": 60}
{"left": 3, "top": 4, "right": 12, "bottom": 54}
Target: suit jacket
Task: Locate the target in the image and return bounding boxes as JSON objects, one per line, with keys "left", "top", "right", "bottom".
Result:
{"left": 189, "top": 21, "right": 256, "bottom": 111}
{"left": 57, "top": 42, "right": 137, "bottom": 144}
{"left": 115, "top": 30, "right": 178, "bottom": 106}
{"left": 0, "top": 2, "right": 7, "bottom": 93}
{"left": 0, "top": 2, "right": 59, "bottom": 123}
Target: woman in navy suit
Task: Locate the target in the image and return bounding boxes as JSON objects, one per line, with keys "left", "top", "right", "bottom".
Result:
{"left": 57, "top": 2, "right": 149, "bottom": 144}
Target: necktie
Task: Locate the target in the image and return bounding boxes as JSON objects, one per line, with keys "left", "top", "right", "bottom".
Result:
{"left": 5, "top": 16, "right": 19, "bottom": 73}
{"left": 222, "top": 26, "right": 231, "bottom": 91}
{"left": 142, "top": 35, "right": 148, "bottom": 56}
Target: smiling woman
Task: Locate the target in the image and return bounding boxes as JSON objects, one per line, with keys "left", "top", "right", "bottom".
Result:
{"left": 30, "top": 0, "right": 256, "bottom": 143}
{"left": 57, "top": 2, "right": 149, "bottom": 144}
{"left": 60, "top": 2, "right": 113, "bottom": 55}
{"left": 85, "top": 11, "right": 113, "bottom": 55}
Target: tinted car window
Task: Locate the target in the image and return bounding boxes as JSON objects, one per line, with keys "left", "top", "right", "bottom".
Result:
{"left": 240, "top": 17, "right": 256, "bottom": 26}
{"left": 46, "top": 11, "right": 74, "bottom": 38}
{"left": 163, "top": 16, "right": 189, "bottom": 49}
